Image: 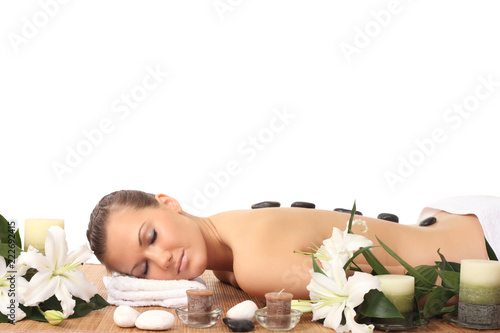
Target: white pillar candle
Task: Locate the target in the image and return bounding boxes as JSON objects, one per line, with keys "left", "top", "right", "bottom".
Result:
{"left": 460, "top": 259, "right": 500, "bottom": 305}
{"left": 24, "top": 219, "right": 64, "bottom": 255}
{"left": 377, "top": 274, "right": 415, "bottom": 313}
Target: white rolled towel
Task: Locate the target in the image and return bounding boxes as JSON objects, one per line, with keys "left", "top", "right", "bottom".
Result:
{"left": 104, "top": 274, "right": 206, "bottom": 308}
{"left": 419, "top": 195, "right": 500, "bottom": 257}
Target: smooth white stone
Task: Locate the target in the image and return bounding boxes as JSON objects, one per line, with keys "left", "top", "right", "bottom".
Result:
{"left": 226, "top": 300, "right": 258, "bottom": 321}
{"left": 135, "top": 310, "right": 175, "bottom": 330}
{"left": 113, "top": 305, "right": 140, "bottom": 328}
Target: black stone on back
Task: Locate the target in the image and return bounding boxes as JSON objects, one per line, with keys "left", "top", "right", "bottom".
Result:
{"left": 334, "top": 208, "right": 363, "bottom": 215}
{"left": 377, "top": 213, "right": 399, "bottom": 223}
{"left": 291, "top": 201, "right": 316, "bottom": 209}
{"left": 418, "top": 216, "right": 437, "bottom": 227}
{"left": 251, "top": 201, "right": 281, "bottom": 209}
{"left": 223, "top": 318, "right": 255, "bottom": 332}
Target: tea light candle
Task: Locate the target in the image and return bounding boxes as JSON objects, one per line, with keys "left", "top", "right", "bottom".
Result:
{"left": 186, "top": 288, "right": 213, "bottom": 312}
{"left": 377, "top": 275, "right": 415, "bottom": 314}
{"left": 458, "top": 259, "right": 500, "bottom": 328}
{"left": 265, "top": 291, "right": 293, "bottom": 329}
{"left": 265, "top": 291, "right": 293, "bottom": 315}
{"left": 24, "top": 219, "right": 64, "bottom": 255}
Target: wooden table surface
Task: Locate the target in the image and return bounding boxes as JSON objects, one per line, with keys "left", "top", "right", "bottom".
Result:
{"left": 1, "top": 264, "right": 497, "bottom": 333}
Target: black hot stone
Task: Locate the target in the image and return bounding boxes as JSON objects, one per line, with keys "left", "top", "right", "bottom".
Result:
{"left": 377, "top": 213, "right": 399, "bottom": 223}
{"left": 223, "top": 318, "right": 255, "bottom": 332}
{"left": 251, "top": 201, "right": 280, "bottom": 209}
{"left": 418, "top": 216, "right": 437, "bottom": 227}
{"left": 334, "top": 208, "right": 363, "bottom": 215}
{"left": 291, "top": 201, "right": 316, "bottom": 209}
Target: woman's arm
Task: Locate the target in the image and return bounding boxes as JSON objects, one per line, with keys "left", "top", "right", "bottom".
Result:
{"left": 212, "top": 270, "right": 240, "bottom": 289}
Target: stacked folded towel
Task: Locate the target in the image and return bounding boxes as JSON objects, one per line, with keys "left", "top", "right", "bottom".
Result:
{"left": 104, "top": 273, "right": 206, "bottom": 308}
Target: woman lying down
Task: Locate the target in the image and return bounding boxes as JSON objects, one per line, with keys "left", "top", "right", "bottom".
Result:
{"left": 87, "top": 190, "right": 496, "bottom": 300}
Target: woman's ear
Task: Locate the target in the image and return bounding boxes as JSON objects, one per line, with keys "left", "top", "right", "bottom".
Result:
{"left": 155, "top": 194, "right": 182, "bottom": 213}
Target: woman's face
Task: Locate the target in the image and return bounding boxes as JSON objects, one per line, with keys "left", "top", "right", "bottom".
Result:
{"left": 104, "top": 201, "right": 208, "bottom": 280}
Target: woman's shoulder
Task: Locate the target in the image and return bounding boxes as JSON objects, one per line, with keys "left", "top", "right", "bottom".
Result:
{"left": 211, "top": 207, "right": 344, "bottom": 241}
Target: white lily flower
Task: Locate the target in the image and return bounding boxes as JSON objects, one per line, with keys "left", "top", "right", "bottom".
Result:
{"left": 317, "top": 226, "right": 373, "bottom": 270}
{"left": 16, "top": 245, "right": 45, "bottom": 277}
{"left": 307, "top": 257, "right": 380, "bottom": 333}
{"left": 0, "top": 256, "right": 26, "bottom": 322}
{"left": 20, "top": 226, "right": 97, "bottom": 318}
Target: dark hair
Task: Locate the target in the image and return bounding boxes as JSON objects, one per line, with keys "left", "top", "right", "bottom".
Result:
{"left": 87, "top": 190, "right": 159, "bottom": 266}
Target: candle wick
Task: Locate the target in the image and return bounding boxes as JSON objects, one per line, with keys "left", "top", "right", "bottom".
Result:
{"left": 278, "top": 288, "right": 285, "bottom": 295}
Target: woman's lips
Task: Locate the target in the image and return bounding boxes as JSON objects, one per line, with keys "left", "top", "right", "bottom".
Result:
{"left": 178, "top": 251, "right": 186, "bottom": 275}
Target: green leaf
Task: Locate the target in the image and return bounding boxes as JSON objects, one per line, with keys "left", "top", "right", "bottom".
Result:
{"left": 441, "top": 305, "right": 457, "bottom": 314}
{"left": 0, "top": 244, "right": 22, "bottom": 261}
{"left": 436, "top": 249, "right": 460, "bottom": 272}
{"left": 0, "top": 214, "right": 9, "bottom": 244}
{"left": 90, "top": 294, "right": 109, "bottom": 310}
{"left": 357, "top": 289, "right": 403, "bottom": 318}
{"left": 26, "top": 307, "right": 48, "bottom": 322}
{"left": 346, "top": 201, "right": 356, "bottom": 234}
{"left": 69, "top": 302, "right": 95, "bottom": 319}
{"left": 377, "top": 237, "right": 435, "bottom": 288}
{"left": 412, "top": 296, "right": 424, "bottom": 325}
{"left": 0, "top": 215, "right": 22, "bottom": 263}
{"left": 413, "top": 265, "right": 438, "bottom": 285}
{"left": 15, "top": 228, "right": 22, "bottom": 250}
{"left": 0, "top": 312, "right": 10, "bottom": 323}
{"left": 73, "top": 294, "right": 109, "bottom": 311}
{"left": 361, "top": 248, "right": 390, "bottom": 275}
{"left": 39, "top": 295, "right": 62, "bottom": 312}
{"left": 18, "top": 304, "right": 32, "bottom": 318}
{"left": 413, "top": 265, "right": 438, "bottom": 301}
{"left": 485, "top": 238, "right": 498, "bottom": 261}
{"left": 344, "top": 246, "right": 375, "bottom": 271}
{"left": 436, "top": 260, "right": 461, "bottom": 273}
{"left": 437, "top": 270, "right": 460, "bottom": 293}
{"left": 311, "top": 254, "right": 326, "bottom": 276}
{"left": 21, "top": 294, "right": 109, "bottom": 323}
{"left": 423, "top": 287, "right": 456, "bottom": 318}
{"left": 23, "top": 268, "right": 38, "bottom": 282}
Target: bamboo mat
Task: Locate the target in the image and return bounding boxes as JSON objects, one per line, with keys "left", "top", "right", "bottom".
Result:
{"left": 1, "top": 264, "right": 496, "bottom": 333}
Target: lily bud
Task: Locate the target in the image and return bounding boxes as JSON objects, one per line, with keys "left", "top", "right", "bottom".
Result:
{"left": 43, "top": 310, "right": 64, "bottom": 325}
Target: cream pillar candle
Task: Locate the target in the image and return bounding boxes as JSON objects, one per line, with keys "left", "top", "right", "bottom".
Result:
{"left": 458, "top": 259, "right": 500, "bottom": 328}
{"left": 377, "top": 275, "right": 415, "bottom": 314}
{"left": 24, "top": 219, "right": 64, "bottom": 255}
{"left": 460, "top": 259, "right": 500, "bottom": 305}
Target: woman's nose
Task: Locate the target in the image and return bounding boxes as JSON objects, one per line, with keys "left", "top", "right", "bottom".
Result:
{"left": 146, "top": 247, "right": 173, "bottom": 269}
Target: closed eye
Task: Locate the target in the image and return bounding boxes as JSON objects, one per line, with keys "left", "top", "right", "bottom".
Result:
{"left": 151, "top": 229, "right": 157, "bottom": 244}
{"left": 142, "top": 229, "right": 157, "bottom": 276}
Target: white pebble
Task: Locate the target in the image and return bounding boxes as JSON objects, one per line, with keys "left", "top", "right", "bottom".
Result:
{"left": 135, "top": 310, "right": 175, "bottom": 330}
{"left": 114, "top": 305, "right": 140, "bottom": 328}
{"left": 226, "top": 300, "right": 258, "bottom": 321}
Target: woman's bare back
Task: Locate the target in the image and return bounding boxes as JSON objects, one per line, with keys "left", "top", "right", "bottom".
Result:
{"left": 209, "top": 208, "right": 488, "bottom": 299}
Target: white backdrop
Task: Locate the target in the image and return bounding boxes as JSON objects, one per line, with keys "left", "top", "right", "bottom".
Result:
{"left": 1, "top": 1, "right": 499, "bottom": 263}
